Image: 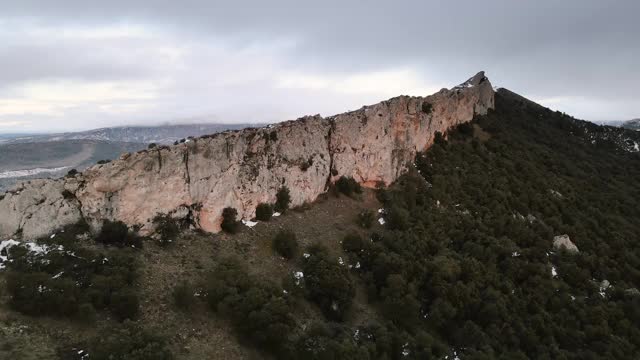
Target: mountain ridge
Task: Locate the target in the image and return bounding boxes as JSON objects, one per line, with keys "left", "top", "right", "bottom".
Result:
{"left": 1, "top": 71, "right": 493, "bottom": 239}
{"left": 0, "top": 123, "right": 260, "bottom": 145}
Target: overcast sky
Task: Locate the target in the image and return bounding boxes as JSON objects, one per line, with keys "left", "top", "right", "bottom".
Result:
{"left": 1, "top": 1, "right": 638, "bottom": 133}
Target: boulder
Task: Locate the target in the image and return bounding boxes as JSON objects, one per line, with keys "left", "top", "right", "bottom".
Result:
{"left": 553, "top": 234, "right": 579, "bottom": 253}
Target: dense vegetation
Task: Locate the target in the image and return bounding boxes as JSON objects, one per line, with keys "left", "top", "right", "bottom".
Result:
{"left": 4, "top": 221, "right": 140, "bottom": 322}
{"left": 342, "top": 90, "right": 640, "bottom": 359}
{"left": 200, "top": 90, "right": 640, "bottom": 359}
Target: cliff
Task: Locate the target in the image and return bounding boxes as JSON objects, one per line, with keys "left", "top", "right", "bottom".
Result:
{"left": 0, "top": 72, "right": 494, "bottom": 239}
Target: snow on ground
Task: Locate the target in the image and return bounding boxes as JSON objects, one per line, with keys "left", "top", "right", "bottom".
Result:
{"left": 0, "top": 239, "right": 20, "bottom": 269}
{"left": 272, "top": 212, "right": 281, "bottom": 217}
{"left": 0, "top": 239, "right": 63, "bottom": 269}
{"left": 242, "top": 219, "right": 258, "bottom": 227}
{"left": 551, "top": 266, "right": 558, "bottom": 277}
{"left": 293, "top": 271, "right": 304, "bottom": 285}
{"left": 378, "top": 218, "right": 386, "bottom": 225}
{"left": 0, "top": 166, "right": 70, "bottom": 179}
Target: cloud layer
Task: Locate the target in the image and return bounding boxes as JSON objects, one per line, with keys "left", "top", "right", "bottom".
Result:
{"left": 1, "top": 1, "right": 638, "bottom": 132}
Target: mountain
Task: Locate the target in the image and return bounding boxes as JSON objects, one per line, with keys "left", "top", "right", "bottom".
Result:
{"left": 0, "top": 123, "right": 258, "bottom": 192}
{"left": 622, "top": 118, "right": 640, "bottom": 130}
{"left": 0, "top": 140, "right": 147, "bottom": 192}
{"left": 0, "top": 71, "right": 494, "bottom": 239}
{"left": 2, "top": 74, "right": 640, "bottom": 360}
{"left": 0, "top": 123, "right": 259, "bottom": 145}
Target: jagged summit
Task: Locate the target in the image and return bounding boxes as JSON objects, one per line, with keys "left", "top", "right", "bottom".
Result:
{"left": 0, "top": 72, "right": 494, "bottom": 239}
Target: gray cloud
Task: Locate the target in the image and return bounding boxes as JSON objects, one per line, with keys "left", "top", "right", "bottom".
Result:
{"left": 1, "top": 0, "right": 638, "bottom": 132}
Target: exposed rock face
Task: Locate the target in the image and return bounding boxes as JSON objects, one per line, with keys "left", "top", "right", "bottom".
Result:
{"left": 0, "top": 179, "right": 82, "bottom": 240}
{"left": 553, "top": 234, "right": 579, "bottom": 253}
{"left": 0, "top": 72, "right": 494, "bottom": 239}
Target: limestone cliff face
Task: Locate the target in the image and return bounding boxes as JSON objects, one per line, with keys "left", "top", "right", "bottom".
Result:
{"left": 0, "top": 72, "right": 494, "bottom": 239}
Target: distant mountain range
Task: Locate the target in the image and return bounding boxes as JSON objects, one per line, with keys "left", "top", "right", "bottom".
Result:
{"left": 0, "top": 123, "right": 262, "bottom": 191}
{"left": 622, "top": 119, "right": 640, "bottom": 130}
{"left": 0, "top": 123, "right": 260, "bottom": 145}
{"left": 596, "top": 119, "right": 640, "bottom": 130}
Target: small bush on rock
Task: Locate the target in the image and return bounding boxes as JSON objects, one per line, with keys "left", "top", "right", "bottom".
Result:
{"left": 153, "top": 215, "right": 181, "bottom": 247}
{"left": 96, "top": 220, "right": 142, "bottom": 248}
{"left": 272, "top": 230, "right": 298, "bottom": 259}
{"left": 275, "top": 186, "right": 291, "bottom": 212}
{"left": 255, "top": 203, "right": 273, "bottom": 221}
{"left": 221, "top": 207, "right": 240, "bottom": 234}
{"left": 335, "top": 176, "right": 362, "bottom": 197}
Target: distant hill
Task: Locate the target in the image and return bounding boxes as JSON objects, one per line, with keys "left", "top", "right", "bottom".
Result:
{"left": 0, "top": 123, "right": 263, "bottom": 191}
{"left": 0, "top": 140, "right": 146, "bottom": 191}
{"left": 622, "top": 118, "right": 640, "bottom": 130}
{"left": 0, "top": 123, "right": 260, "bottom": 145}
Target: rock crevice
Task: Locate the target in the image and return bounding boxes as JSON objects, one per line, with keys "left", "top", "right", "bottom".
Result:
{"left": 0, "top": 72, "right": 494, "bottom": 239}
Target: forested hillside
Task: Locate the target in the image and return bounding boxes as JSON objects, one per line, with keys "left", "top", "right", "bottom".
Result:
{"left": 1, "top": 89, "right": 639, "bottom": 359}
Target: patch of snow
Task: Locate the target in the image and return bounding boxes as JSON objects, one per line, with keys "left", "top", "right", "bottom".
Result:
{"left": 338, "top": 257, "right": 344, "bottom": 265}
{"left": 0, "top": 239, "right": 21, "bottom": 269}
{"left": 378, "top": 208, "right": 385, "bottom": 214}
{"left": 512, "top": 251, "right": 520, "bottom": 257}
{"left": 355, "top": 262, "right": 361, "bottom": 269}
{"left": 272, "top": 212, "right": 281, "bottom": 217}
{"left": 402, "top": 343, "right": 410, "bottom": 357}
{"left": 242, "top": 219, "right": 258, "bottom": 227}
{"left": 378, "top": 218, "right": 386, "bottom": 225}
{"left": 52, "top": 271, "right": 64, "bottom": 279}
{"left": 293, "top": 271, "right": 304, "bottom": 286}
{"left": 303, "top": 253, "right": 311, "bottom": 258}
{"left": 549, "top": 189, "right": 563, "bottom": 198}
{"left": 50, "top": 234, "right": 56, "bottom": 239}
{"left": 551, "top": 266, "right": 558, "bottom": 277}
{"left": 599, "top": 280, "right": 611, "bottom": 298}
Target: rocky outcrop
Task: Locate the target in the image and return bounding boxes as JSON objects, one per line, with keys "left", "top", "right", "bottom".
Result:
{"left": 0, "top": 72, "right": 494, "bottom": 239}
{"left": 553, "top": 234, "right": 579, "bottom": 253}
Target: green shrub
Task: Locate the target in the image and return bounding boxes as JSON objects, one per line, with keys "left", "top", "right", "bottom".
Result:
{"left": 303, "top": 245, "right": 355, "bottom": 321}
{"left": 153, "top": 214, "right": 181, "bottom": 246}
{"left": 386, "top": 205, "right": 410, "bottom": 230}
{"left": 206, "top": 258, "right": 294, "bottom": 355}
{"left": 356, "top": 209, "right": 374, "bottom": 228}
{"left": 77, "top": 303, "right": 97, "bottom": 324}
{"left": 335, "top": 176, "right": 362, "bottom": 197}
{"left": 220, "top": 207, "right": 239, "bottom": 234}
{"left": 4, "top": 240, "right": 139, "bottom": 322}
{"left": 255, "top": 203, "right": 273, "bottom": 221}
{"left": 342, "top": 234, "right": 364, "bottom": 253}
{"left": 272, "top": 230, "right": 298, "bottom": 259}
{"left": 148, "top": 143, "right": 157, "bottom": 149}
{"left": 421, "top": 102, "right": 433, "bottom": 114}
{"left": 172, "top": 282, "right": 195, "bottom": 310}
{"left": 96, "top": 220, "right": 142, "bottom": 248}
{"left": 110, "top": 288, "right": 140, "bottom": 321}
{"left": 85, "top": 321, "right": 173, "bottom": 360}
{"left": 275, "top": 186, "right": 291, "bottom": 212}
